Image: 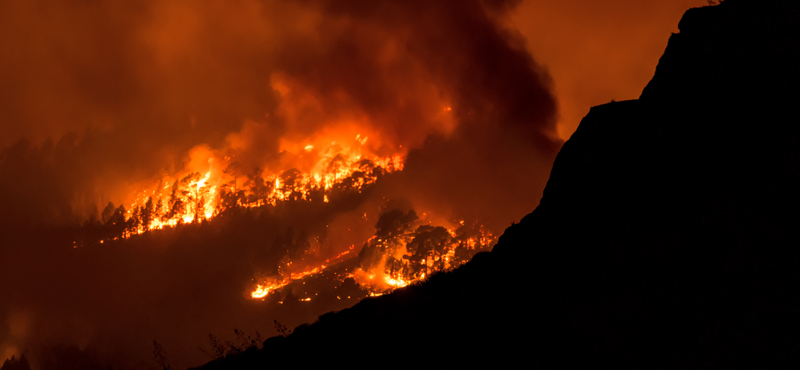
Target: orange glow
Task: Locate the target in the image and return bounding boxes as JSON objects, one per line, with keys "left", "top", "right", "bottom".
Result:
{"left": 249, "top": 264, "right": 330, "bottom": 299}
{"left": 246, "top": 220, "right": 495, "bottom": 299}
{"left": 108, "top": 134, "right": 405, "bottom": 242}
{"left": 251, "top": 285, "right": 269, "bottom": 299}
{"left": 347, "top": 222, "right": 494, "bottom": 294}
{"left": 510, "top": 0, "right": 707, "bottom": 140}
{"left": 0, "top": 0, "right": 717, "bottom": 367}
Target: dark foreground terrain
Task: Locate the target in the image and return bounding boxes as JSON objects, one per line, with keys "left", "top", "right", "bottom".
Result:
{"left": 196, "top": 0, "right": 799, "bottom": 368}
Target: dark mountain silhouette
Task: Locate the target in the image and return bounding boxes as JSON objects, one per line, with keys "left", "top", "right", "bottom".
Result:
{"left": 196, "top": 0, "right": 800, "bottom": 368}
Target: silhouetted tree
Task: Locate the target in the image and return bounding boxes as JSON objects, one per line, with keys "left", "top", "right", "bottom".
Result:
{"left": 100, "top": 202, "right": 115, "bottom": 224}
{"left": 279, "top": 168, "right": 303, "bottom": 200}
{"left": 215, "top": 183, "right": 243, "bottom": 214}
{"left": 153, "top": 340, "right": 170, "bottom": 370}
{"left": 244, "top": 167, "right": 271, "bottom": 206}
{"left": 141, "top": 197, "right": 155, "bottom": 228}
{"left": 1, "top": 355, "right": 31, "bottom": 370}
{"left": 166, "top": 180, "right": 184, "bottom": 221}
{"left": 407, "top": 225, "right": 451, "bottom": 277}
{"left": 339, "top": 277, "right": 367, "bottom": 299}
{"left": 223, "top": 162, "right": 243, "bottom": 192}
{"left": 126, "top": 205, "right": 143, "bottom": 235}
{"left": 207, "top": 334, "right": 226, "bottom": 359}
{"left": 274, "top": 320, "right": 291, "bottom": 337}
{"left": 154, "top": 197, "right": 164, "bottom": 221}
{"left": 106, "top": 204, "right": 127, "bottom": 236}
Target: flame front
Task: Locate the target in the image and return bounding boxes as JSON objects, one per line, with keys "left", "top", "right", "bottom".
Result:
{"left": 347, "top": 219, "right": 495, "bottom": 294}
{"left": 96, "top": 128, "right": 492, "bottom": 304}
{"left": 248, "top": 216, "right": 495, "bottom": 300}
{"left": 251, "top": 285, "right": 270, "bottom": 299}
{"left": 103, "top": 134, "right": 405, "bottom": 241}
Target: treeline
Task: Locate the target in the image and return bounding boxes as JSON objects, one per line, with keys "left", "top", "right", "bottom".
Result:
{"left": 74, "top": 156, "right": 399, "bottom": 246}
{"left": 357, "top": 209, "right": 494, "bottom": 284}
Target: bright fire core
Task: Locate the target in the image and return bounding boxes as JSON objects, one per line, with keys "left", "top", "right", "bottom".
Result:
{"left": 110, "top": 134, "right": 404, "bottom": 238}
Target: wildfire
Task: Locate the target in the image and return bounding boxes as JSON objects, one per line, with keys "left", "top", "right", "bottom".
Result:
{"left": 250, "top": 264, "right": 329, "bottom": 299}
{"left": 91, "top": 128, "right": 493, "bottom": 305}
{"left": 347, "top": 219, "right": 495, "bottom": 294}
{"left": 99, "top": 134, "right": 404, "bottom": 242}
{"left": 251, "top": 285, "right": 270, "bottom": 299}
{"left": 248, "top": 215, "right": 496, "bottom": 300}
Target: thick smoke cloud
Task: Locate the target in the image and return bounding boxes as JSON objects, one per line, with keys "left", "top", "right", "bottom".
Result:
{"left": 280, "top": 0, "right": 561, "bottom": 230}
{"left": 0, "top": 0, "right": 561, "bottom": 368}
{"left": 0, "top": 0, "right": 558, "bottom": 227}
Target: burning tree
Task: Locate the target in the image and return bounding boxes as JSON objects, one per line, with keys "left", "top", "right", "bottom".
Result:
{"left": 406, "top": 225, "right": 452, "bottom": 279}
{"left": 350, "top": 210, "right": 496, "bottom": 293}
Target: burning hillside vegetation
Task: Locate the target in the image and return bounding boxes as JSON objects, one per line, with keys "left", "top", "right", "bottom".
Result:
{"left": 0, "top": 0, "right": 562, "bottom": 367}
{"left": 76, "top": 132, "right": 494, "bottom": 301}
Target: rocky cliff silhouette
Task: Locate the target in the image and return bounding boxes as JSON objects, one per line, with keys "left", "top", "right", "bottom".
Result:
{"left": 196, "top": 1, "right": 799, "bottom": 368}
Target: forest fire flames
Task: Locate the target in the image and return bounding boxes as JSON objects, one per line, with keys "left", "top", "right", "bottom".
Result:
{"left": 251, "top": 265, "right": 328, "bottom": 299}
{"left": 97, "top": 134, "right": 404, "bottom": 241}
{"left": 250, "top": 214, "right": 496, "bottom": 300}
{"left": 348, "top": 216, "right": 496, "bottom": 294}
{"left": 90, "top": 130, "right": 495, "bottom": 302}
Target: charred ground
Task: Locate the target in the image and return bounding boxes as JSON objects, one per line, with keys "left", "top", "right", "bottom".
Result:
{"left": 195, "top": 0, "right": 800, "bottom": 368}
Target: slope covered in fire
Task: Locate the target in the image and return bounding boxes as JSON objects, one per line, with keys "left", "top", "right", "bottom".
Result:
{"left": 198, "top": 0, "right": 800, "bottom": 368}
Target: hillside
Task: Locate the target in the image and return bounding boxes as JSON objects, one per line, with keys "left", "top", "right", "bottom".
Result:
{"left": 197, "top": 0, "right": 800, "bottom": 368}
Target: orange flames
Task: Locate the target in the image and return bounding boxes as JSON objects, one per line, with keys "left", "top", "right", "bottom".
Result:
{"left": 251, "top": 265, "right": 328, "bottom": 299}
{"left": 250, "top": 218, "right": 496, "bottom": 300}
{"left": 108, "top": 134, "right": 404, "bottom": 240}
{"left": 347, "top": 220, "right": 495, "bottom": 294}
{"left": 101, "top": 117, "right": 491, "bottom": 303}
